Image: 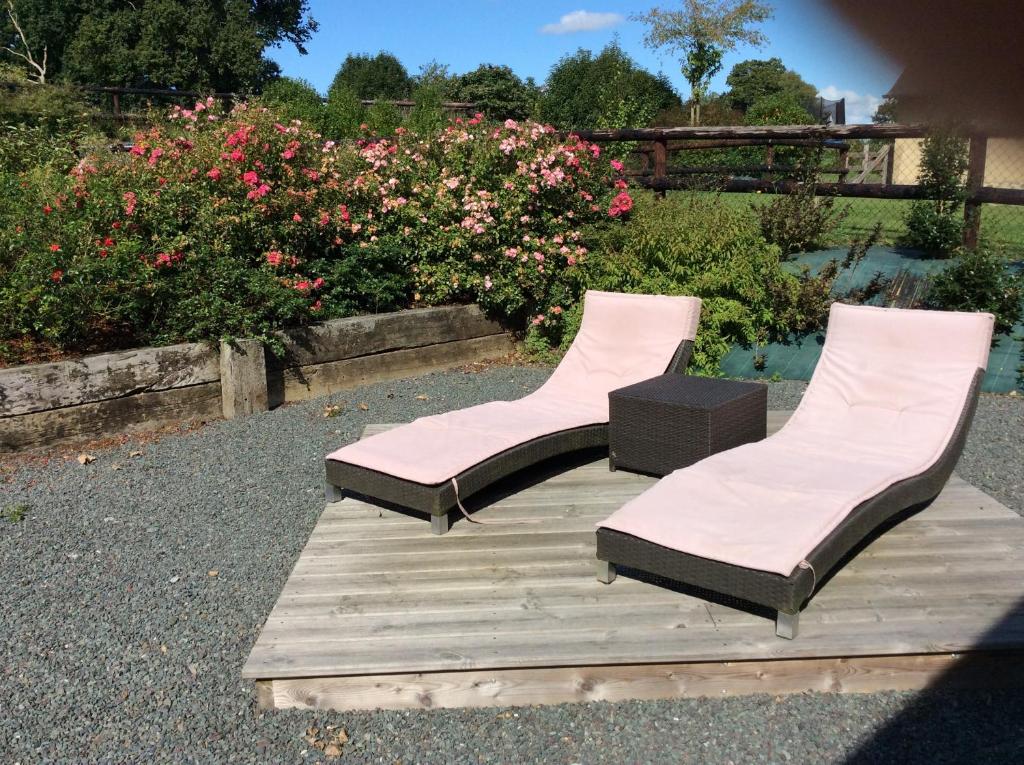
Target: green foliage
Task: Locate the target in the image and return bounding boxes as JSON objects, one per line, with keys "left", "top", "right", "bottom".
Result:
{"left": 555, "top": 193, "right": 797, "bottom": 374}
{"left": 330, "top": 52, "right": 412, "bottom": 100}
{"left": 0, "top": 102, "right": 622, "bottom": 360}
{"left": 2, "top": 503, "right": 29, "bottom": 523}
{"left": 407, "top": 85, "right": 446, "bottom": 136}
{"left": 413, "top": 60, "right": 458, "bottom": 98}
{"left": 454, "top": 65, "right": 536, "bottom": 122}
{"left": 744, "top": 92, "right": 815, "bottom": 125}
{"left": 753, "top": 158, "right": 851, "bottom": 255}
{"left": 260, "top": 77, "right": 324, "bottom": 131}
{"left": 635, "top": 0, "right": 772, "bottom": 123}
{"left": 926, "top": 246, "right": 1023, "bottom": 334}
{"left": 3, "top": 0, "right": 317, "bottom": 91}
{"left": 0, "top": 63, "right": 95, "bottom": 128}
{"left": 725, "top": 57, "right": 816, "bottom": 114}
{"left": 539, "top": 42, "right": 680, "bottom": 130}
{"left": 322, "top": 81, "right": 364, "bottom": 139}
{"left": 900, "top": 130, "right": 968, "bottom": 257}
{"left": 363, "top": 99, "right": 402, "bottom": 137}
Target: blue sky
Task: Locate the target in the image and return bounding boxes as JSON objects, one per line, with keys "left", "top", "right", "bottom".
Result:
{"left": 267, "top": 1, "right": 900, "bottom": 123}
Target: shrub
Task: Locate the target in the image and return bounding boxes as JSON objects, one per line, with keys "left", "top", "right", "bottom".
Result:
{"left": 900, "top": 130, "right": 968, "bottom": 257}
{"left": 753, "top": 161, "right": 850, "bottom": 256}
{"left": 260, "top": 77, "right": 325, "bottom": 132}
{"left": 926, "top": 246, "right": 1023, "bottom": 334}
{"left": 532, "top": 193, "right": 797, "bottom": 374}
{"left": 322, "top": 83, "right": 364, "bottom": 139}
{"left": 0, "top": 101, "right": 621, "bottom": 360}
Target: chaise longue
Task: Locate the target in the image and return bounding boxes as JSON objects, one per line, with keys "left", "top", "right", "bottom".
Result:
{"left": 324, "top": 290, "right": 702, "bottom": 534}
{"left": 596, "top": 303, "right": 994, "bottom": 639}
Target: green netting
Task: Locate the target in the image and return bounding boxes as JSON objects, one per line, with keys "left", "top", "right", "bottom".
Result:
{"left": 720, "top": 246, "right": 1024, "bottom": 392}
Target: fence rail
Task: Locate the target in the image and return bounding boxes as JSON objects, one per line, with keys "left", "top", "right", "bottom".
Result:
{"left": 573, "top": 124, "right": 1024, "bottom": 249}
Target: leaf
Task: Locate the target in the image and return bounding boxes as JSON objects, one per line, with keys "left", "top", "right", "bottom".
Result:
{"left": 357, "top": 402, "right": 369, "bottom": 411}
{"left": 416, "top": 394, "right": 429, "bottom": 400}
{"left": 207, "top": 569, "right": 219, "bottom": 577}
{"left": 77, "top": 453, "right": 96, "bottom": 465}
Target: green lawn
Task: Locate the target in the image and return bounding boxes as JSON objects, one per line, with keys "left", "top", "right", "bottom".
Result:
{"left": 676, "top": 191, "right": 1024, "bottom": 256}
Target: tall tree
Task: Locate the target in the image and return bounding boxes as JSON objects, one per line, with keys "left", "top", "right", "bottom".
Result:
{"left": 539, "top": 42, "right": 680, "bottom": 129}
{"left": 454, "top": 64, "right": 536, "bottom": 121}
{"left": 1, "top": 1, "right": 317, "bottom": 91}
{"left": 635, "top": 0, "right": 772, "bottom": 125}
{"left": 330, "top": 52, "right": 412, "bottom": 101}
{"left": 725, "top": 57, "right": 816, "bottom": 114}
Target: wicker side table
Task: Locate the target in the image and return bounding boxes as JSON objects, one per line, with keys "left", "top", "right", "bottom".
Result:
{"left": 608, "top": 375, "right": 767, "bottom": 477}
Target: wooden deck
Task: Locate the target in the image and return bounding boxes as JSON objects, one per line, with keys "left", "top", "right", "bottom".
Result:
{"left": 244, "top": 413, "right": 1024, "bottom": 711}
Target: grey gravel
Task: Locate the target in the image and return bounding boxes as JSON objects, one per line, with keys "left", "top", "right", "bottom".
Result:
{"left": 1, "top": 367, "right": 1023, "bottom": 764}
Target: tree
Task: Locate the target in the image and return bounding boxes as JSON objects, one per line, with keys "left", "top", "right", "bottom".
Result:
{"left": 872, "top": 96, "right": 899, "bottom": 124}
{"left": 330, "top": 52, "right": 412, "bottom": 101}
{"left": 744, "top": 92, "right": 815, "bottom": 125}
{"left": 539, "top": 42, "right": 681, "bottom": 129}
{"left": 0, "top": 1, "right": 317, "bottom": 91}
{"left": 413, "top": 60, "right": 458, "bottom": 99}
{"left": 725, "top": 57, "right": 816, "bottom": 114}
{"left": 454, "top": 64, "right": 536, "bottom": 121}
{"left": 635, "top": 0, "right": 772, "bottom": 125}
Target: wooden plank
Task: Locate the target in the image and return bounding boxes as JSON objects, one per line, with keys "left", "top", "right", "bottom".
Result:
{"left": 219, "top": 338, "right": 268, "bottom": 418}
{"left": 0, "top": 382, "right": 222, "bottom": 452}
{"left": 273, "top": 304, "right": 504, "bottom": 368}
{"left": 261, "top": 652, "right": 1024, "bottom": 711}
{"left": 246, "top": 413, "right": 1024, "bottom": 705}
{"left": 0, "top": 341, "right": 217, "bottom": 417}
{"left": 279, "top": 334, "right": 513, "bottom": 404}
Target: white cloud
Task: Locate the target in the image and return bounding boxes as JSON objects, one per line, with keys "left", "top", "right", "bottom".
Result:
{"left": 540, "top": 10, "right": 625, "bottom": 35}
{"left": 818, "top": 85, "right": 883, "bottom": 125}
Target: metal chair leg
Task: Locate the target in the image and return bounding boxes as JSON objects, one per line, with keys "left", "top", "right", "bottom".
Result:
{"left": 596, "top": 559, "right": 617, "bottom": 584}
{"left": 431, "top": 512, "right": 450, "bottom": 535}
{"left": 324, "top": 481, "right": 344, "bottom": 503}
{"left": 776, "top": 610, "right": 799, "bottom": 639}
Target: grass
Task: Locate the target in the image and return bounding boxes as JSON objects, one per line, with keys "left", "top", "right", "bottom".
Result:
{"left": 676, "top": 191, "right": 1024, "bottom": 256}
{"left": 3, "top": 504, "right": 29, "bottom": 523}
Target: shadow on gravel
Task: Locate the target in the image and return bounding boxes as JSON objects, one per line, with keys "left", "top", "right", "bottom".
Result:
{"left": 843, "top": 595, "right": 1024, "bottom": 765}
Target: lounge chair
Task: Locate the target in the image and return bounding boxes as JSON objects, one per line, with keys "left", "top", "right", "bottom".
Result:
{"left": 596, "top": 303, "right": 993, "bottom": 638}
{"left": 325, "top": 290, "right": 702, "bottom": 534}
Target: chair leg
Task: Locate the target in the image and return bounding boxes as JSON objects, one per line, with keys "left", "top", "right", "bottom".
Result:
{"left": 596, "top": 559, "right": 617, "bottom": 584}
{"left": 776, "top": 610, "right": 799, "bottom": 640}
{"left": 324, "top": 481, "right": 344, "bottom": 503}
{"left": 431, "top": 512, "right": 450, "bottom": 536}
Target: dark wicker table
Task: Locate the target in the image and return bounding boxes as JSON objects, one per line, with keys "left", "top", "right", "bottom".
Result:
{"left": 608, "top": 375, "right": 767, "bottom": 476}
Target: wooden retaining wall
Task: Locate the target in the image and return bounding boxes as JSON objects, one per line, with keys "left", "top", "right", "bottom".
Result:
{"left": 0, "top": 305, "right": 511, "bottom": 452}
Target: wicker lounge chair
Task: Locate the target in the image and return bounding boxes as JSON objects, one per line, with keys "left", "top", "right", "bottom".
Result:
{"left": 325, "top": 290, "right": 702, "bottom": 534}
{"left": 596, "top": 303, "right": 994, "bottom": 638}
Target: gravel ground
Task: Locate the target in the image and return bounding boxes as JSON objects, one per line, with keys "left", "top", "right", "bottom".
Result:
{"left": 1, "top": 367, "right": 1022, "bottom": 765}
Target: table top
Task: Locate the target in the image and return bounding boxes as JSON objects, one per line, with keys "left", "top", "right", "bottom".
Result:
{"left": 610, "top": 374, "right": 766, "bottom": 409}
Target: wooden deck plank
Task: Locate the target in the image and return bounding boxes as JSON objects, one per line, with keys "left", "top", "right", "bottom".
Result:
{"left": 244, "top": 413, "right": 1024, "bottom": 709}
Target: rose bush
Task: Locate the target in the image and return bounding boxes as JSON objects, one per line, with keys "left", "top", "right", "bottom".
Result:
{"left": 0, "top": 101, "right": 626, "bottom": 360}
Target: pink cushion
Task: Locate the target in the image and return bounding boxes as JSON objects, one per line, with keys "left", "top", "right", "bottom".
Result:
{"left": 326, "top": 291, "right": 702, "bottom": 486}
{"left": 598, "top": 303, "right": 994, "bottom": 577}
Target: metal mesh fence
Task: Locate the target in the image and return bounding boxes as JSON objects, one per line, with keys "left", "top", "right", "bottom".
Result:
{"left": 608, "top": 129, "right": 1024, "bottom": 257}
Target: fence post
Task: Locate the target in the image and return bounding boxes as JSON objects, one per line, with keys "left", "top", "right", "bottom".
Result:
{"left": 884, "top": 140, "right": 895, "bottom": 186}
{"left": 111, "top": 92, "right": 121, "bottom": 118}
{"left": 963, "top": 135, "right": 987, "bottom": 249}
{"left": 219, "top": 339, "right": 269, "bottom": 418}
{"left": 763, "top": 144, "right": 775, "bottom": 180}
{"left": 838, "top": 146, "right": 850, "bottom": 184}
{"left": 653, "top": 137, "right": 668, "bottom": 198}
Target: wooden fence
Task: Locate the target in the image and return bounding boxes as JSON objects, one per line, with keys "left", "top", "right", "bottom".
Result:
{"left": 78, "top": 85, "right": 477, "bottom": 122}
{"left": 572, "top": 124, "right": 1024, "bottom": 248}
